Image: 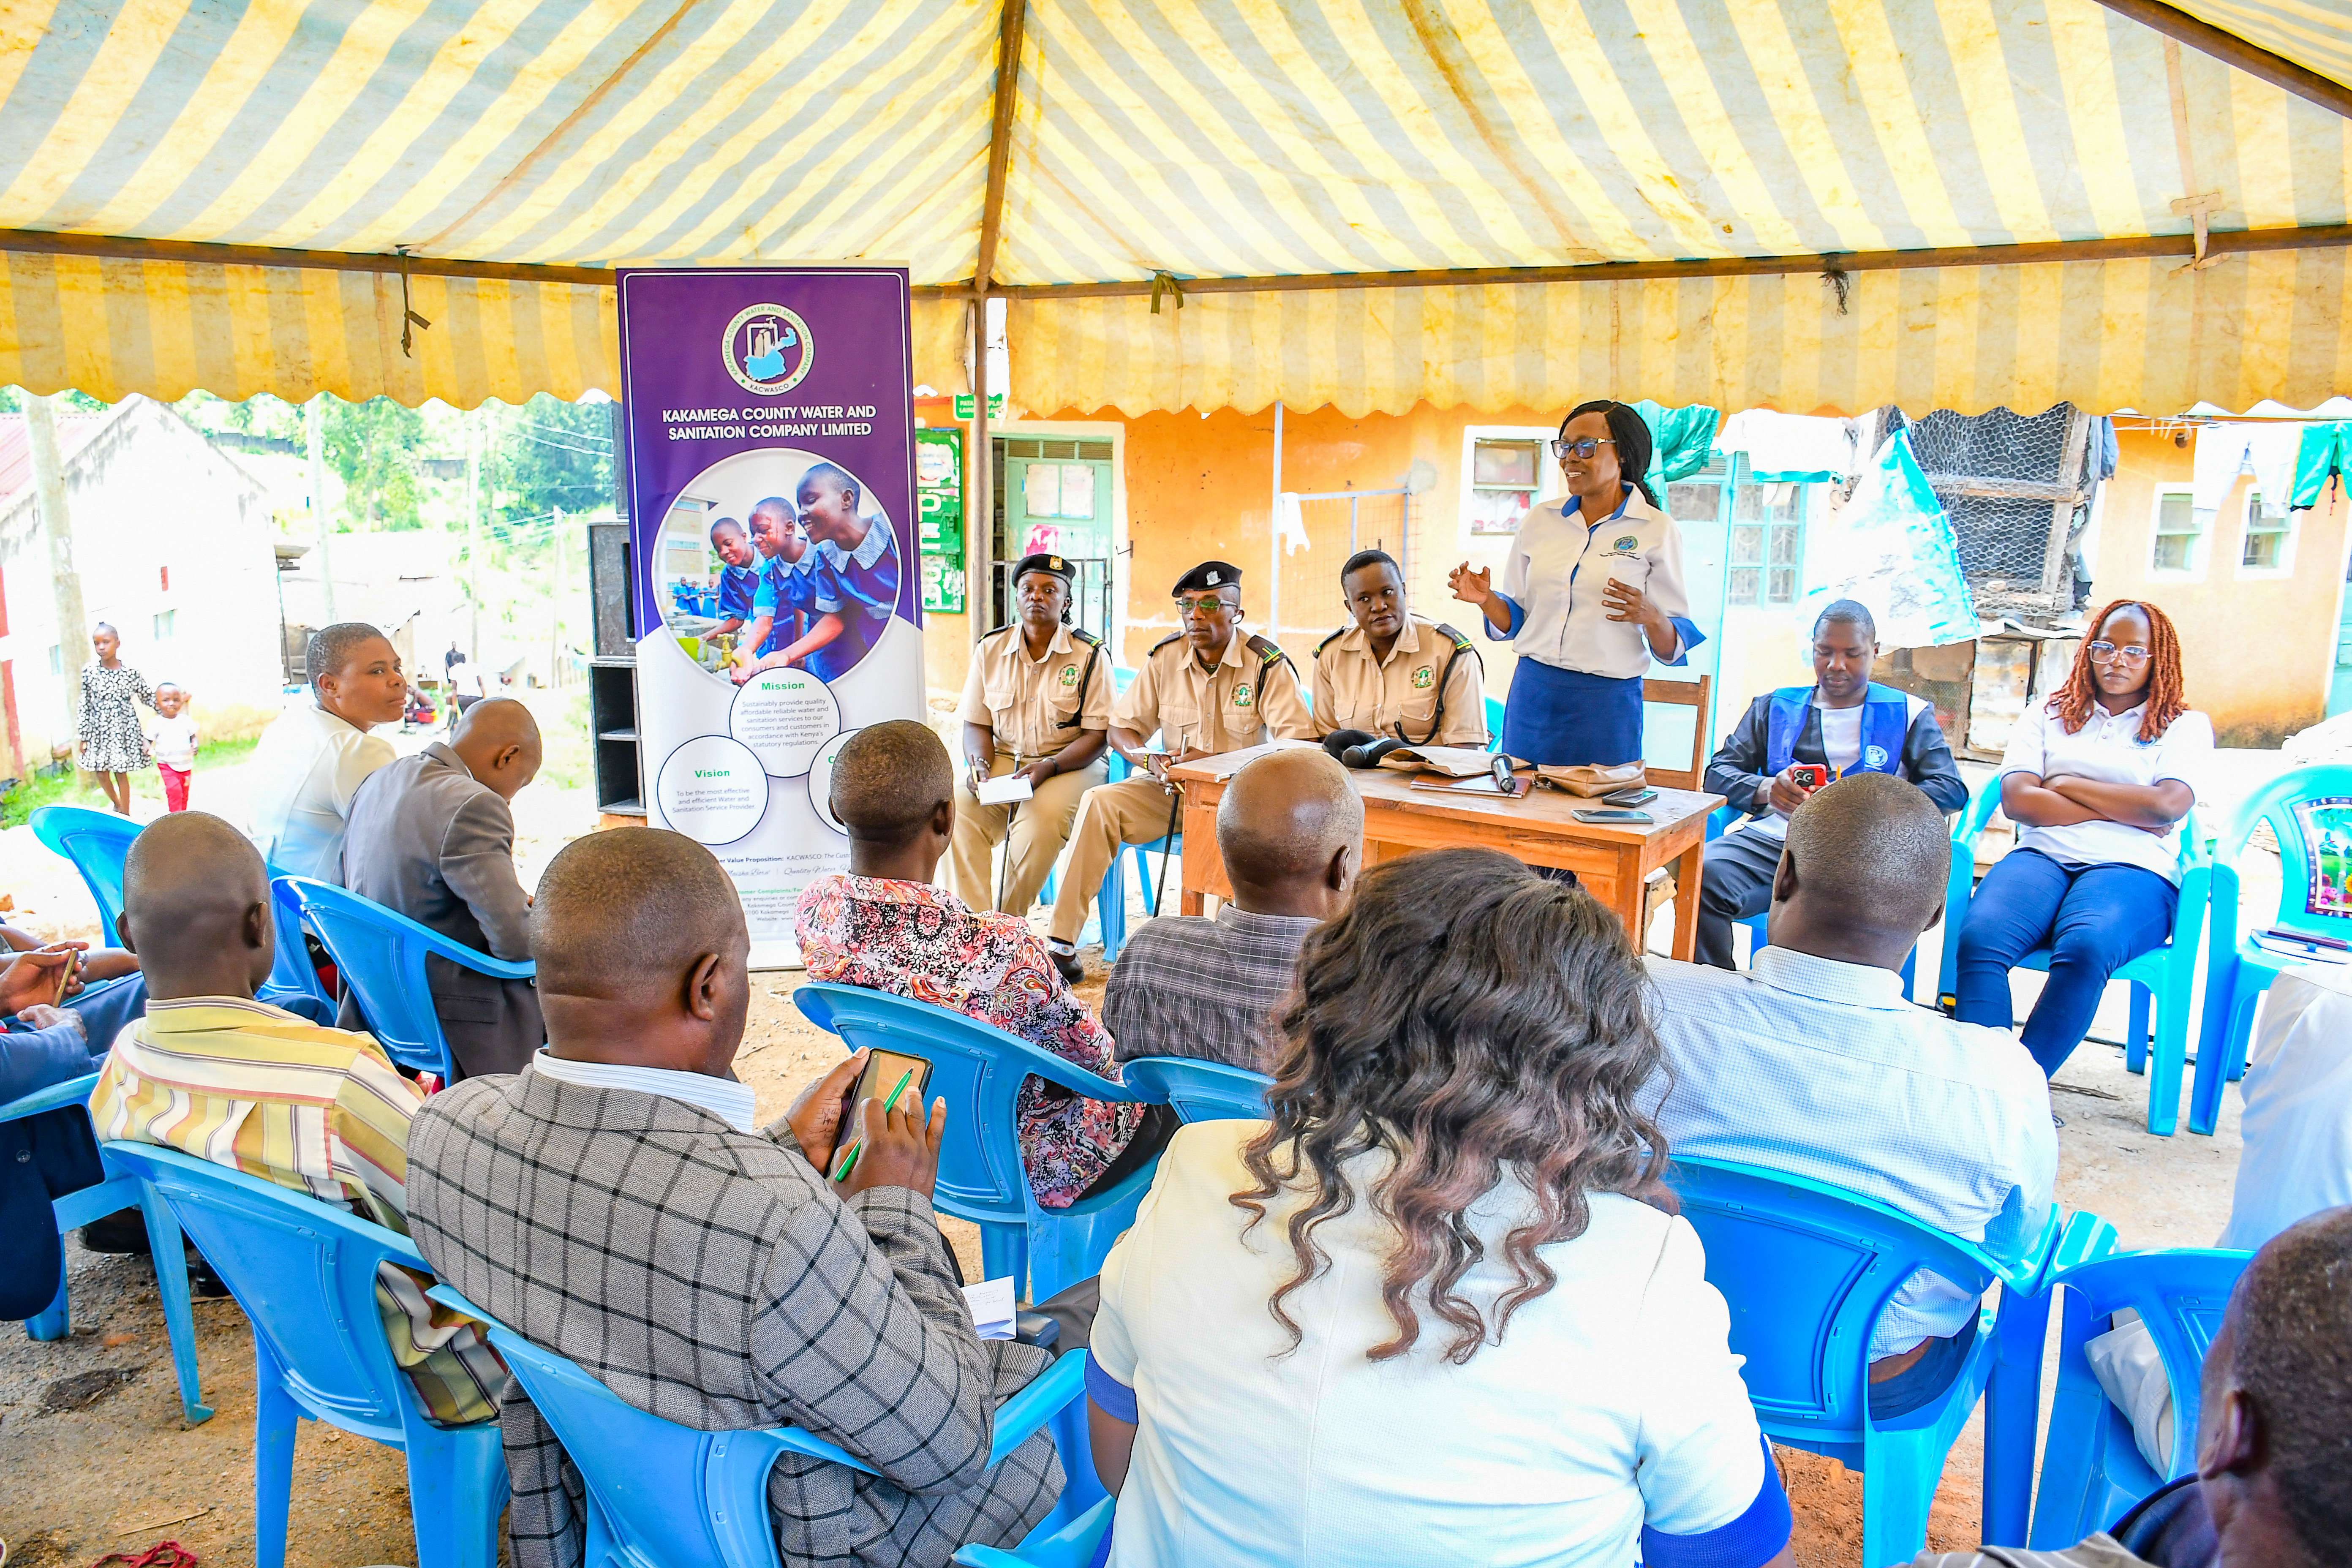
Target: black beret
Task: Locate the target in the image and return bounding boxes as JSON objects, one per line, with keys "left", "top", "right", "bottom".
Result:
{"left": 1172, "top": 561, "right": 1243, "bottom": 595}
{"left": 1012, "top": 552, "right": 1076, "bottom": 583}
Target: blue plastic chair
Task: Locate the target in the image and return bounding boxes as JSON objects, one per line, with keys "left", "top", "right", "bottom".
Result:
{"left": 102, "top": 1141, "right": 506, "bottom": 1568}
{"left": 954, "top": 1500, "right": 1117, "bottom": 1568}
{"left": 2195, "top": 763, "right": 2352, "bottom": 1135}
{"left": 794, "top": 983, "right": 1165, "bottom": 1303}
{"left": 2014, "top": 1230, "right": 2249, "bottom": 1546}
{"left": 1119, "top": 1056, "right": 1271, "bottom": 1122}
{"left": 1037, "top": 668, "right": 1145, "bottom": 961}
{"left": 1703, "top": 804, "right": 1919, "bottom": 998}
{"left": 4, "top": 1071, "right": 210, "bottom": 1423}
{"left": 1666, "top": 1155, "right": 2059, "bottom": 1568}
{"left": 1485, "top": 692, "right": 1506, "bottom": 752}
{"left": 276, "top": 877, "right": 535, "bottom": 1082}
{"left": 30, "top": 805, "right": 334, "bottom": 1021}
{"left": 428, "top": 1282, "right": 1104, "bottom": 1568}
{"left": 1936, "top": 788, "right": 2212, "bottom": 1135}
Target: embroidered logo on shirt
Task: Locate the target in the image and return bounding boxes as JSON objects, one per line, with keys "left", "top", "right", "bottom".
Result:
{"left": 1233, "top": 683, "right": 1255, "bottom": 708}
{"left": 1864, "top": 744, "right": 1889, "bottom": 768}
{"left": 1059, "top": 665, "right": 1078, "bottom": 686}
{"left": 1411, "top": 666, "right": 1434, "bottom": 688}
{"left": 1612, "top": 534, "right": 1639, "bottom": 552}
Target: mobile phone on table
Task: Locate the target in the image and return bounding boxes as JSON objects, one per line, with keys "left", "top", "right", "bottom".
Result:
{"left": 1573, "top": 808, "right": 1655, "bottom": 824}
{"left": 830, "top": 1048, "right": 936, "bottom": 1176}
{"left": 1601, "top": 786, "right": 1657, "bottom": 807}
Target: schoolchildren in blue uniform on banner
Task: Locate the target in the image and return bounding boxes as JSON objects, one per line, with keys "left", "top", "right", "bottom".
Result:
{"left": 1696, "top": 599, "right": 1968, "bottom": 968}
{"left": 708, "top": 516, "right": 762, "bottom": 642}
{"left": 733, "top": 462, "right": 904, "bottom": 686}
{"left": 741, "top": 496, "right": 809, "bottom": 657}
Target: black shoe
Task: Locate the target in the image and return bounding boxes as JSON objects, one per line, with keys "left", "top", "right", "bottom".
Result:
{"left": 79, "top": 1211, "right": 154, "bottom": 1256}
{"left": 180, "top": 1247, "right": 231, "bottom": 1300}
{"left": 1047, "top": 944, "right": 1085, "bottom": 986}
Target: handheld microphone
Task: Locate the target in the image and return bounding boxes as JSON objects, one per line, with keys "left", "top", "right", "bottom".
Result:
{"left": 1342, "top": 736, "right": 1405, "bottom": 769}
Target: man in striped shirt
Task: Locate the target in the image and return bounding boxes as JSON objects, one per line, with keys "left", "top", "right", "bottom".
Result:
{"left": 89, "top": 811, "right": 504, "bottom": 1426}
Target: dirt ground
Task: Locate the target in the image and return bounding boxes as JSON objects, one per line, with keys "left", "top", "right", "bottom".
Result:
{"left": 0, "top": 747, "right": 2253, "bottom": 1568}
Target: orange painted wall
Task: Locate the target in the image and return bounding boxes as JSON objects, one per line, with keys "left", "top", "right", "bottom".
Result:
{"left": 2090, "top": 426, "right": 2350, "bottom": 747}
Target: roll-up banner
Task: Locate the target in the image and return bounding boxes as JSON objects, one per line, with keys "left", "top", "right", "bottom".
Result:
{"left": 618, "top": 266, "right": 922, "bottom": 966}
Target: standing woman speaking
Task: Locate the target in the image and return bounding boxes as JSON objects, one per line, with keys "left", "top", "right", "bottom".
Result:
{"left": 1449, "top": 401, "right": 1702, "bottom": 766}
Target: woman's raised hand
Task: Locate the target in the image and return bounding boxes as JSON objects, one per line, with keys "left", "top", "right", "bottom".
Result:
{"left": 1448, "top": 562, "right": 1493, "bottom": 607}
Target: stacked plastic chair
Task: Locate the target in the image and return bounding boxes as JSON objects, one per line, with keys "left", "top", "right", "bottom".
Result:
{"left": 103, "top": 1141, "right": 506, "bottom": 1568}
{"left": 3, "top": 1070, "right": 209, "bottom": 1423}
{"left": 1936, "top": 790, "right": 2213, "bottom": 1135}
{"left": 794, "top": 983, "right": 1165, "bottom": 1303}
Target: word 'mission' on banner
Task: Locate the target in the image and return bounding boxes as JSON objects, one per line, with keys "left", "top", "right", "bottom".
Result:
{"left": 618, "top": 266, "right": 923, "bottom": 967}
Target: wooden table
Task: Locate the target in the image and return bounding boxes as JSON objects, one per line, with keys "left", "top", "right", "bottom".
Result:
{"left": 1168, "top": 745, "right": 1724, "bottom": 961}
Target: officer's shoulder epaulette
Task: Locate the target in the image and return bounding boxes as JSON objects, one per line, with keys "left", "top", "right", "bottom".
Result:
{"left": 1149, "top": 631, "right": 1185, "bottom": 656}
{"left": 978, "top": 622, "right": 1016, "bottom": 642}
{"left": 1314, "top": 625, "right": 1349, "bottom": 658}
{"left": 1246, "top": 632, "right": 1290, "bottom": 665}
{"left": 1432, "top": 621, "right": 1475, "bottom": 652}
{"left": 1070, "top": 626, "right": 1102, "bottom": 647}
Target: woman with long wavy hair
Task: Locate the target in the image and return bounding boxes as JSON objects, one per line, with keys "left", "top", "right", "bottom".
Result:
{"left": 1954, "top": 599, "right": 2212, "bottom": 1076}
{"left": 1082, "top": 849, "right": 1793, "bottom": 1568}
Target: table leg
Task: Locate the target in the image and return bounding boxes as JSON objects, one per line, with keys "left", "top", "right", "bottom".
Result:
{"left": 1179, "top": 792, "right": 1220, "bottom": 916}
{"left": 1668, "top": 838, "right": 1704, "bottom": 962}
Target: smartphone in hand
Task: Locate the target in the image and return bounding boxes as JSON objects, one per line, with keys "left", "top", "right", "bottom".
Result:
{"left": 830, "top": 1048, "right": 936, "bottom": 1177}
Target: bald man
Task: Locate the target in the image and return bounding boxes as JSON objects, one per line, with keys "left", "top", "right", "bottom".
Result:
{"left": 1102, "top": 747, "right": 1362, "bottom": 1071}
{"left": 342, "top": 697, "right": 545, "bottom": 1078}
{"left": 1642, "top": 773, "right": 2056, "bottom": 1420}
{"left": 1915, "top": 1204, "right": 2352, "bottom": 1567}
{"left": 90, "top": 812, "right": 506, "bottom": 1426}
{"left": 404, "top": 828, "right": 1064, "bottom": 1568}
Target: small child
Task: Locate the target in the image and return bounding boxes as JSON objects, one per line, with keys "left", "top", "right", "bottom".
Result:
{"left": 148, "top": 683, "right": 198, "bottom": 812}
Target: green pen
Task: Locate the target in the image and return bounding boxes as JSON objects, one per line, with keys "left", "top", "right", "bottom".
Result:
{"left": 831, "top": 1066, "right": 916, "bottom": 1183}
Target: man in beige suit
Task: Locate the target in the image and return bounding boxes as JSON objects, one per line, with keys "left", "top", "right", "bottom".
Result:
{"left": 341, "top": 698, "right": 544, "bottom": 1079}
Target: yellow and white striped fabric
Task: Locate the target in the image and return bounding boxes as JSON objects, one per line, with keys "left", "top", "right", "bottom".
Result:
{"left": 91, "top": 995, "right": 506, "bottom": 1426}
{"left": 0, "top": 0, "right": 2345, "bottom": 412}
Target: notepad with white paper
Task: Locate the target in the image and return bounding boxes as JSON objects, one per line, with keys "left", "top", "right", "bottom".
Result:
{"left": 975, "top": 776, "right": 1035, "bottom": 806}
{"left": 961, "top": 1276, "right": 1018, "bottom": 1340}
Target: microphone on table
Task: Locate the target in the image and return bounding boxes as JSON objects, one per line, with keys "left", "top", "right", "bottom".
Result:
{"left": 1322, "top": 730, "right": 1405, "bottom": 769}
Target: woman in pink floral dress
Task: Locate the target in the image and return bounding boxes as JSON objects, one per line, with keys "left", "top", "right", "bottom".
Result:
{"left": 794, "top": 721, "right": 1156, "bottom": 1208}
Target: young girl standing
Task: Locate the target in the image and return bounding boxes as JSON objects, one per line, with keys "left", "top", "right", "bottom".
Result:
{"left": 76, "top": 623, "right": 155, "bottom": 816}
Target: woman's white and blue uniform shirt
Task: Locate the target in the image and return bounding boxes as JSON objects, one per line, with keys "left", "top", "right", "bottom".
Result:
{"left": 1489, "top": 489, "right": 1703, "bottom": 677}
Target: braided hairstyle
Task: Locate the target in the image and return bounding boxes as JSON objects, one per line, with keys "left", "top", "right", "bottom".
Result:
{"left": 1563, "top": 400, "right": 1662, "bottom": 510}
{"left": 2051, "top": 598, "right": 2187, "bottom": 743}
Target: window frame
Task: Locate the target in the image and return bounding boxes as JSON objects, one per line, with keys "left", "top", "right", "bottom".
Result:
{"left": 2238, "top": 488, "right": 2297, "bottom": 577}
{"left": 1723, "top": 456, "right": 1807, "bottom": 609}
{"left": 2148, "top": 485, "right": 2207, "bottom": 580}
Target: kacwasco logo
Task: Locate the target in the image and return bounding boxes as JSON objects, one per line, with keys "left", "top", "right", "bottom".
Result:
{"left": 723, "top": 304, "right": 814, "bottom": 396}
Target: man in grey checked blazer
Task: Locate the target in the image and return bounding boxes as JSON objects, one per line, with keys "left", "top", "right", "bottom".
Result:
{"left": 406, "top": 828, "right": 1060, "bottom": 1568}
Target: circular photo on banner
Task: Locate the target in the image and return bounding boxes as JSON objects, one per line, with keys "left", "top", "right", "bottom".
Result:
{"left": 654, "top": 734, "right": 768, "bottom": 846}
{"left": 806, "top": 728, "right": 859, "bottom": 836}
{"left": 651, "top": 447, "right": 903, "bottom": 690}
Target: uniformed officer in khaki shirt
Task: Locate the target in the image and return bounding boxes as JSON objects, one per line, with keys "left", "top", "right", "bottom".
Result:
{"left": 1312, "top": 548, "right": 1489, "bottom": 749}
{"left": 1044, "top": 560, "right": 1314, "bottom": 980}
{"left": 949, "top": 552, "right": 1113, "bottom": 914}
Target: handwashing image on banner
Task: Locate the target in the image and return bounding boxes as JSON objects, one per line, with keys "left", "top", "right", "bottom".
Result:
{"left": 619, "top": 266, "right": 922, "bottom": 967}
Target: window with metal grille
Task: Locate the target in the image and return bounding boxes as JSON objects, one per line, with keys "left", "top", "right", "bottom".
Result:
{"left": 1729, "top": 476, "right": 1804, "bottom": 606}
{"left": 1468, "top": 439, "right": 1542, "bottom": 535}
{"left": 2152, "top": 491, "right": 2202, "bottom": 572}
{"left": 2242, "top": 491, "right": 2292, "bottom": 570}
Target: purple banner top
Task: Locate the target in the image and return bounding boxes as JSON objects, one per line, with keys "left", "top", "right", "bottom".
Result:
{"left": 615, "top": 266, "right": 917, "bottom": 640}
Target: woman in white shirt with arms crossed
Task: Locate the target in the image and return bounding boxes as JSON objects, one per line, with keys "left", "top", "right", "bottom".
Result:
{"left": 1954, "top": 600, "right": 2211, "bottom": 1076}
{"left": 1447, "top": 400, "right": 1704, "bottom": 766}
{"left": 1083, "top": 848, "right": 1792, "bottom": 1568}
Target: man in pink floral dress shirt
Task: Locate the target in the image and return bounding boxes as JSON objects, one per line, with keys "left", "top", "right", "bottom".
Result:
{"left": 795, "top": 721, "right": 1160, "bottom": 1207}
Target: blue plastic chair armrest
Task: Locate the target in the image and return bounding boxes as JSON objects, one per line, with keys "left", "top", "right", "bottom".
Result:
{"left": 988, "top": 1348, "right": 1086, "bottom": 1468}
{"left": 376, "top": 1227, "right": 433, "bottom": 1274}
{"left": 2, "top": 1070, "right": 100, "bottom": 1123}
{"left": 2050, "top": 1210, "right": 2122, "bottom": 1277}
{"left": 409, "top": 925, "right": 536, "bottom": 981}
{"left": 2006, "top": 1203, "right": 2068, "bottom": 1295}
{"left": 426, "top": 1282, "right": 490, "bottom": 1319}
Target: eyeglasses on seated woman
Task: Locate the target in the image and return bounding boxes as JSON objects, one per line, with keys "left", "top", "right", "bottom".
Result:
{"left": 1080, "top": 847, "right": 1794, "bottom": 1568}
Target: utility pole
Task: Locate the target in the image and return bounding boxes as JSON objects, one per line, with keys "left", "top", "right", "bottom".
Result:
{"left": 307, "top": 395, "right": 338, "bottom": 621}
{"left": 464, "top": 412, "right": 482, "bottom": 659}
{"left": 549, "top": 507, "right": 565, "bottom": 689}
{"left": 27, "top": 395, "right": 91, "bottom": 754}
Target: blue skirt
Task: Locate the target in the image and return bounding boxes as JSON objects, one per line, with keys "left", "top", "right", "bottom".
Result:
{"left": 1501, "top": 661, "right": 1644, "bottom": 767}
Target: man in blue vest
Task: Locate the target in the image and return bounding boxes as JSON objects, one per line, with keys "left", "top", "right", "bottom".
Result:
{"left": 1696, "top": 599, "right": 1968, "bottom": 969}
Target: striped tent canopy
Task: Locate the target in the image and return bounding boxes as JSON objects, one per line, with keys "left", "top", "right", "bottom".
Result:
{"left": 0, "top": 0, "right": 2347, "bottom": 414}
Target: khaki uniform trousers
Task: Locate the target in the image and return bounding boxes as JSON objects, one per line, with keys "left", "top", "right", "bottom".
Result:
{"left": 1048, "top": 772, "right": 1185, "bottom": 944}
{"left": 948, "top": 750, "right": 1107, "bottom": 916}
